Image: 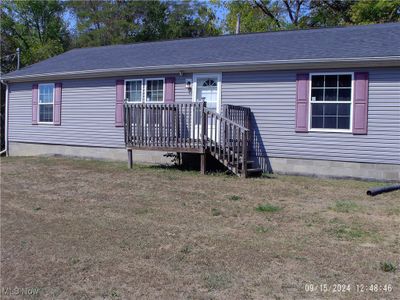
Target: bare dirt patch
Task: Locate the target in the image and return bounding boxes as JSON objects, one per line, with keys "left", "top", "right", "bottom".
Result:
{"left": 1, "top": 157, "right": 399, "bottom": 299}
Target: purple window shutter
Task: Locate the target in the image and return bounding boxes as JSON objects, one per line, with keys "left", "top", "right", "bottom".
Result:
{"left": 164, "top": 77, "right": 175, "bottom": 103}
{"left": 295, "top": 73, "right": 309, "bottom": 132}
{"left": 115, "top": 80, "right": 124, "bottom": 127}
{"left": 32, "top": 84, "right": 38, "bottom": 125}
{"left": 54, "top": 83, "right": 62, "bottom": 125}
{"left": 353, "top": 72, "right": 369, "bottom": 135}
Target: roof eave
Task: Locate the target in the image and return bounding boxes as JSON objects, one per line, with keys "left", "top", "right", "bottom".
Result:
{"left": 2, "top": 56, "right": 400, "bottom": 82}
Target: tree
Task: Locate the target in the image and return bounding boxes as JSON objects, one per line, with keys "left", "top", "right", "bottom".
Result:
{"left": 253, "top": 0, "right": 309, "bottom": 29}
{"left": 308, "top": 0, "right": 400, "bottom": 27}
{"left": 224, "top": 0, "right": 278, "bottom": 33}
{"left": 308, "top": 0, "right": 354, "bottom": 27}
{"left": 67, "top": 0, "right": 136, "bottom": 47}
{"left": 223, "top": 0, "right": 310, "bottom": 33}
{"left": 224, "top": 0, "right": 400, "bottom": 33}
{"left": 0, "top": 0, "right": 70, "bottom": 73}
{"left": 163, "top": 1, "right": 221, "bottom": 39}
{"left": 68, "top": 0, "right": 221, "bottom": 47}
{"left": 350, "top": 0, "right": 400, "bottom": 24}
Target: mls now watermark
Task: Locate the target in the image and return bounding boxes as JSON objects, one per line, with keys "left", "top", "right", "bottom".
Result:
{"left": 2, "top": 287, "right": 40, "bottom": 296}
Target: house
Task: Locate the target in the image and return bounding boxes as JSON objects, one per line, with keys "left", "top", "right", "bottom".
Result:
{"left": 1, "top": 23, "right": 399, "bottom": 180}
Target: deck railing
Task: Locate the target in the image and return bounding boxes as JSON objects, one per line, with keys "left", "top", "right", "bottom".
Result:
{"left": 124, "top": 101, "right": 250, "bottom": 176}
{"left": 124, "top": 102, "right": 206, "bottom": 152}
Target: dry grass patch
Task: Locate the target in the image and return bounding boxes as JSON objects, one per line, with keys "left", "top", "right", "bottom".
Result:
{"left": 330, "top": 200, "right": 361, "bottom": 213}
{"left": 228, "top": 195, "right": 242, "bottom": 201}
{"left": 387, "top": 207, "right": 400, "bottom": 216}
{"left": 327, "top": 219, "right": 379, "bottom": 242}
{"left": 1, "top": 157, "right": 399, "bottom": 299}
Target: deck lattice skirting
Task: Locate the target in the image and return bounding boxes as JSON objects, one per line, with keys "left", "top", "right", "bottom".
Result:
{"left": 124, "top": 101, "right": 261, "bottom": 177}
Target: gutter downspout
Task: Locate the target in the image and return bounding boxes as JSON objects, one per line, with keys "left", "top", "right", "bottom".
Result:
{"left": 0, "top": 80, "right": 9, "bottom": 156}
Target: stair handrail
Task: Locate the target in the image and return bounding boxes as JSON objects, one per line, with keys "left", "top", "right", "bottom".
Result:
{"left": 222, "top": 104, "right": 251, "bottom": 129}
{"left": 203, "top": 108, "right": 250, "bottom": 133}
{"left": 203, "top": 107, "right": 250, "bottom": 177}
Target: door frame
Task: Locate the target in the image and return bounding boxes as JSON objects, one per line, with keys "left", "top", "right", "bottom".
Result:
{"left": 192, "top": 73, "right": 222, "bottom": 113}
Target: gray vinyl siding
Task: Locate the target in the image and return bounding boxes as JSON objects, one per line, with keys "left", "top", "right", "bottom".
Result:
{"left": 222, "top": 68, "right": 400, "bottom": 168}
{"left": 8, "top": 75, "right": 192, "bottom": 148}
{"left": 175, "top": 74, "right": 193, "bottom": 103}
{"left": 8, "top": 68, "right": 400, "bottom": 167}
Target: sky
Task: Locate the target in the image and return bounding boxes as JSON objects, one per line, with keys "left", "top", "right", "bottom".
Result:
{"left": 214, "top": 3, "right": 229, "bottom": 27}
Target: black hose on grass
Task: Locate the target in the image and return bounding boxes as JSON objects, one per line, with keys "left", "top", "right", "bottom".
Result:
{"left": 366, "top": 185, "right": 400, "bottom": 196}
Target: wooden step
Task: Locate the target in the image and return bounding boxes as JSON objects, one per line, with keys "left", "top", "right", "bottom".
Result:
{"left": 212, "top": 151, "right": 244, "bottom": 161}
{"left": 243, "top": 168, "right": 263, "bottom": 177}
{"left": 208, "top": 143, "right": 257, "bottom": 177}
{"left": 213, "top": 156, "right": 252, "bottom": 170}
{"left": 238, "top": 160, "right": 255, "bottom": 167}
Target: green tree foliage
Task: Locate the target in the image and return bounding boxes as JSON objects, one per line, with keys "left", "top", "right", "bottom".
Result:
{"left": 68, "top": 0, "right": 221, "bottom": 47}
{"left": 309, "top": 0, "right": 400, "bottom": 27}
{"left": 350, "top": 0, "right": 400, "bottom": 24}
{"left": 67, "top": 0, "right": 136, "bottom": 47}
{"left": 224, "top": 0, "right": 400, "bottom": 33}
{"left": 1, "top": 0, "right": 70, "bottom": 73}
{"left": 308, "top": 0, "right": 354, "bottom": 27}
{"left": 224, "top": 0, "right": 278, "bottom": 33}
{"left": 163, "top": 1, "right": 221, "bottom": 39}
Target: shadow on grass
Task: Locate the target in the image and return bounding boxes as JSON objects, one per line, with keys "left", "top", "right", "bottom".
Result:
{"left": 145, "top": 163, "right": 236, "bottom": 177}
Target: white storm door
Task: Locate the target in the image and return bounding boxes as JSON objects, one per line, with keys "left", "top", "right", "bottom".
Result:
{"left": 193, "top": 74, "right": 221, "bottom": 141}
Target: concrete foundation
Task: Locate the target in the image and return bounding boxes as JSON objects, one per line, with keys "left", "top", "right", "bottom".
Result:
{"left": 8, "top": 141, "right": 400, "bottom": 181}
{"left": 8, "top": 142, "right": 171, "bottom": 164}
{"left": 268, "top": 157, "right": 400, "bottom": 181}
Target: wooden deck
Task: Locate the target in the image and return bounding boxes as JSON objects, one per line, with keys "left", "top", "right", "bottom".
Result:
{"left": 124, "top": 101, "right": 261, "bottom": 177}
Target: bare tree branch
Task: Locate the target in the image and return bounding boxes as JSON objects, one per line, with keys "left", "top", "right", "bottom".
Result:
{"left": 283, "top": 0, "right": 305, "bottom": 26}
{"left": 295, "top": 0, "right": 305, "bottom": 23}
{"left": 283, "top": 0, "right": 295, "bottom": 23}
{"left": 252, "top": 0, "right": 281, "bottom": 28}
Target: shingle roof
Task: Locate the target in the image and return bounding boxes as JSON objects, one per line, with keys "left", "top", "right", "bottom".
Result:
{"left": 4, "top": 23, "right": 400, "bottom": 79}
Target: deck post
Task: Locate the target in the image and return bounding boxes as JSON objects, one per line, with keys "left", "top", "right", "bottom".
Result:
{"left": 127, "top": 149, "right": 133, "bottom": 169}
{"left": 177, "top": 152, "right": 182, "bottom": 166}
{"left": 200, "top": 153, "right": 206, "bottom": 175}
{"left": 241, "top": 130, "right": 248, "bottom": 178}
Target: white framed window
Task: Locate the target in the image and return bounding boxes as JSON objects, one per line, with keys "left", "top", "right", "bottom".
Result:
{"left": 145, "top": 78, "right": 164, "bottom": 103}
{"left": 38, "top": 83, "right": 55, "bottom": 123}
{"left": 309, "top": 73, "right": 353, "bottom": 132}
{"left": 125, "top": 79, "right": 143, "bottom": 103}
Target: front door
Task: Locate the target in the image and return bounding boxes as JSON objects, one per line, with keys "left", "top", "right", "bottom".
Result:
{"left": 193, "top": 74, "right": 221, "bottom": 141}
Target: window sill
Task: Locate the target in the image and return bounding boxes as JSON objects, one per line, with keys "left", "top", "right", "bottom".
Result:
{"left": 126, "top": 101, "right": 166, "bottom": 104}
{"left": 309, "top": 129, "right": 352, "bottom": 134}
{"left": 37, "top": 122, "right": 54, "bottom": 125}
